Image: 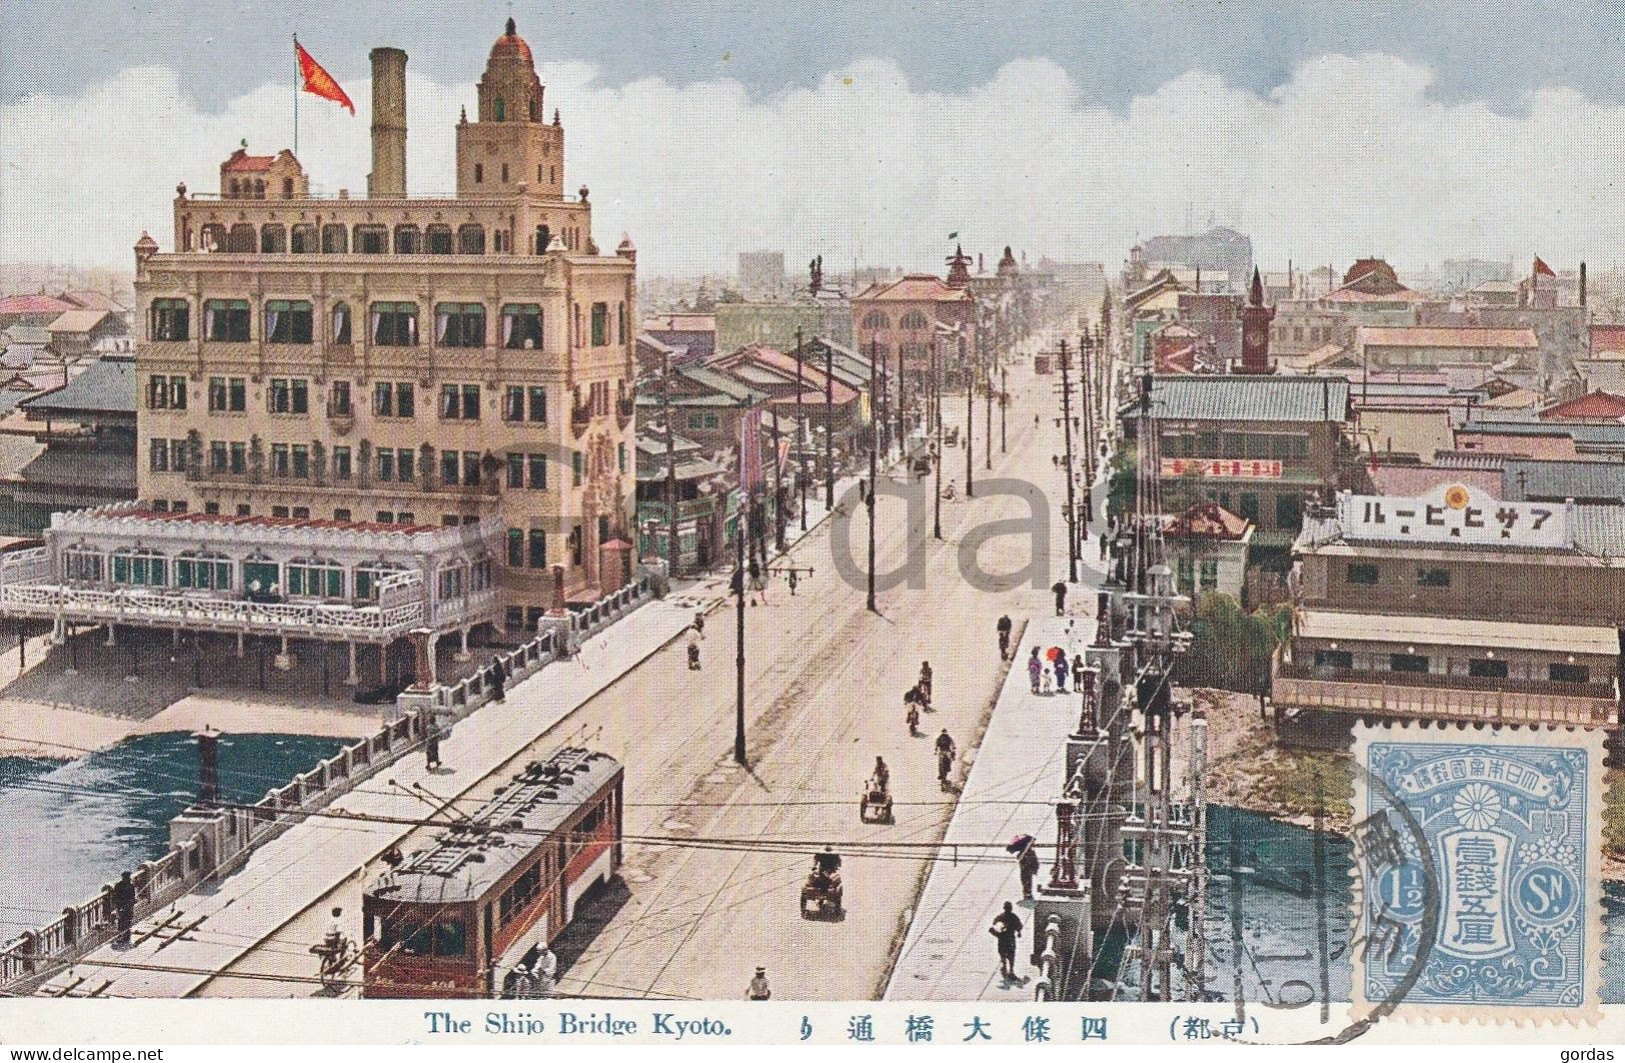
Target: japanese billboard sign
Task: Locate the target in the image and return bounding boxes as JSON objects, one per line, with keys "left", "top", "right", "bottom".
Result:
{"left": 1337, "top": 484, "right": 1573, "bottom": 549}
{"left": 1159, "top": 458, "right": 1283, "bottom": 480}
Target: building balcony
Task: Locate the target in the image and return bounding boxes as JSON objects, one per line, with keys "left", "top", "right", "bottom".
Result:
{"left": 1272, "top": 663, "right": 1618, "bottom": 728}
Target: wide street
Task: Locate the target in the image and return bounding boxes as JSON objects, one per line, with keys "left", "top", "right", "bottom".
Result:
{"left": 202, "top": 324, "right": 1101, "bottom": 1001}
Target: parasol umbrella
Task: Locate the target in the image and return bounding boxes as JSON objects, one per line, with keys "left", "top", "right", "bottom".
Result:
{"left": 1045, "top": 646, "right": 1063, "bottom": 662}
{"left": 1006, "top": 833, "right": 1036, "bottom": 853}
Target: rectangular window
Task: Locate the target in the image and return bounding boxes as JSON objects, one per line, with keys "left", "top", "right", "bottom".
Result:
{"left": 150, "top": 298, "right": 189, "bottom": 341}
{"left": 572, "top": 451, "right": 583, "bottom": 487}
{"left": 209, "top": 440, "right": 227, "bottom": 472}
{"left": 1468, "top": 658, "right": 1508, "bottom": 679}
{"left": 376, "top": 510, "right": 395, "bottom": 525}
{"left": 1417, "top": 567, "right": 1451, "bottom": 588}
{"left": 170, "top": 438, "right": 187, "bottom": 472}
{"left": 1198, "top": 559, "right": 1218, "bottom": 590}
{"left": 228, "top": 377, "right": 246, "bottom": 412}
{"left": 264, "top": 299, "right": 313, "bottom": 343}
{"left": 370, "top": 302, "right": 418, "bottom": 346}
{"left": 269, "top": 378, "right": 308, "bottom": 414}
{"left": 1347, "top": 563, "right": 1379, "bottom": 586}
{"left": 528, "top": 453, "right": 547, "bottom": 489}
{"left": 463, "top": 451, "right": 481, "bottom": 486}
{"left": 1550, "top": 663, "right": 1591, "bottom": 684}
{"left": 332, "top": 446, "right": 351, "bottom": 480}
{"left": 528, "top": 385, "right": 547, "bottom": 423}
{"left": 396, "top": 448, "right": 415, "bottom": 482}
{"left": 149, "top": 438, "right": 169, "bottom": 472}
{"left": 504, "top": 385, "right": 525, "bottom": 422}
{"left": 528, "top": 528, "right": 547, "bottom": 568}
{"left": 1238, "top": 492, "right": 1260, "bottom": 524}
{"left": 507, "top": 528, "right": 525, "bottom": 567}
{"left": 329, "top": 381, "right": 352, "bottom": 416}
{"left": 377, "top": 449, "right": 396, "bottom": 482}
{"left": 291, "top": 444, "right": 309, "bottom": 479}
{"left": 1275, "top": 494, "right": 1301, "bottom": 531}
{"left": 440, "top": 450, "right": 460, "bottom": 485}
{"left": 502, "top": 304, "right": 544, "bottom": 350}
{"left": 1314, "top": 649, "right": 1353, "bottom": 670}
{"left": 435, "top": 303, "right": 486, "bottom": 348}
{"left": 440, "top": 384, "right": 481, "bottom": 420}
{"left": 208, "top": 377, "right": 227, "bottom": 412}
{"left": 507, "top": 453, "right": 524, "bottom": 489}
{"left": 229, "top": 442, "right": 246, "bottom": 474}
{"left": 1390, "top": 653, "right": 1430, "bottom": 674}
{"left": 270, "top": 443, "right": 290, "bottom": 477}
{"left": 334, "top": 508, "right": 351, "bottom": 522}
{"left": 203, "top": 299, "right": 250, "bottom": 342}
{"left": 590, "top": 302, "right": 608, "bottom": 346}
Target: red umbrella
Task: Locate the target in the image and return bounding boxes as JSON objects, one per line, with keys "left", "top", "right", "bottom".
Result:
{"left": 1045, "top": 646, "right": 1063, "bottom": 662}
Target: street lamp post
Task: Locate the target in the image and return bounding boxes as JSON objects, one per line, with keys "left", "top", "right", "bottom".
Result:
{"left": 734, "top": 398, "right": 748, "bottom": 766}
{"left": 867, "top": 339, "right": 879, "bottom": 613}
{"left": 984, "top": 316, "right": 993, "bottom": 471}
{"left": 933, "top": 337, "right": 944, "bottom": 541}
{"left": 1000, "top": 366, "right": 1008, "bottom": 454}
{"left": 962, "top": 328, "right": 974, "bottom": 498}
{"left": 795, "top": 328, "right": 807, "bottom": 532}
{"left": 824, "top": 338, "right": 835, "bottom": 511}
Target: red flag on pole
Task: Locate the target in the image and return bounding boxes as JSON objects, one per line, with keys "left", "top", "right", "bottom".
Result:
{"left": 295, "top": 40, "right": 355, "bottom": 114}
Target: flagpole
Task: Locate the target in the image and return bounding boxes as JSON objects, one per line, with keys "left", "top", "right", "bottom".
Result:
{"left": 292, "top": 34, "right": 300, "bottom": 156}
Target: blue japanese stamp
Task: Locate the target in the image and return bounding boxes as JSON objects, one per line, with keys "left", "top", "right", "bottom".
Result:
{"left": 1352, "top": 724, "right": 1603, "bottom": 1023}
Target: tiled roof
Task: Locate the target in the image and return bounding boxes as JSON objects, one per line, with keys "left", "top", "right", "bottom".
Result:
{"left": 60, "top": 291, "right": 126, "bottom": 313}
{"left": 1146, "top": 375, "right": 1350, "bottom": 423}
{"left": 1356, "top": 326, "right": 1538, "bottom": 350}
{"left": 1590, "top": 325, "right": 1625, "bottom": 355}
{"left": 1501, "top": 459, "right": 1625, "bottom": 503}
{"left": 1367, "top": 464, "right": 1500, "bottom": 498}
{"left": 11, "top": 445, "right": 135, "bottom": 493}
{"left": 1574, "top": 505, "right": 1625, "bottom": 556}
{"left": 122, "top": 508, "right": 442, "bottom": 534}
{"left": 1539, "top": 390, "right": 1625, "bottom": 420}
{"left": 0, "top": 295, "right": 74, "bottom": 316}
{"left": 643, "top": 314, "right": 715, "bottom": 332}
{"left": 853, "top": 275, "right": 971, "bottom": 303}
{"left": 1162, "top": 502, "right": 1251, "bottom": 540}
{"left": 2, "top": 326, "right": 51, "bottom": 346}
{"left": 18, "top": 356, "right": 134, "bottom": 416}
{"left": 221, "top": 150, "right": 275, "bottom": 173}
{"left": 46, "top": 309, "right": 111, "bottom": 334}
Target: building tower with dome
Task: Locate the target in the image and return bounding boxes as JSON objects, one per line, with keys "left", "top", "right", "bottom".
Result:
{"left": 0, "top": 21, "right": 642, "bottom": 689}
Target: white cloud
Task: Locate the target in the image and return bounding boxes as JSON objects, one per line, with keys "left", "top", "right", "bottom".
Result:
{"left": 4, "top": 52, "right": 1624, "bottom": 277}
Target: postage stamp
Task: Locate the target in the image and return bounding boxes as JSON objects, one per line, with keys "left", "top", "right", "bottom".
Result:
{"left": 1351, "top": 723, "right": 1604, "bottom": 1024}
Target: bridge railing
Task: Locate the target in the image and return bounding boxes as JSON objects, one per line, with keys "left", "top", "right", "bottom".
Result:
{"left": 0, "top": 575, "right": 659, "bottom": 996}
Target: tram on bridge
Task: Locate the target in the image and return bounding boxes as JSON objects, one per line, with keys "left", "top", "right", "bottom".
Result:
{"left": 361, "top": 747, "right": 623, "bottom": 998}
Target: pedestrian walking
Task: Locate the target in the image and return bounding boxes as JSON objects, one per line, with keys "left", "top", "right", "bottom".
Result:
{"left": 935, "top": 729, "right": 957, "bottom": 788}
{"left": 111, "top": 870, "right": 136, "bottom": 948}
{"left": 1027, "top": 647, "right": 1042, "bottom": 693}
{"left": 1053, "top": 652, "right": 1069, "bottom": 693}
{"left": 1040, "top": 664, "right": 1054, "bottom": 695}
{"left": 489, "top": 655, "right": 507, "bottom": 702}
{"left": 1051, "top": 580, "right": 1068, "bottom": 617}
{"left": 425, "top": 722, "right": 442, "bottom": 771}
{"left": 1018, "top": 841, "right": 1041, "bottom": 900}
{"left": 694, "top": 612, "right": 705, "bottom": 638}
{"left": 747, "top": 966, "right": 772, "bottom": 1000}
{"left": 687, "top": 625, "right": 702, "bottom": 670}
{"left": 996, "top": 614, "right": 1013, "bottom": 660}
{"left": 1099, "top": 532, "right": 1109, "bottom": 560}
{"left": 990, "top": 901, "right": 1024, "bottom": 981}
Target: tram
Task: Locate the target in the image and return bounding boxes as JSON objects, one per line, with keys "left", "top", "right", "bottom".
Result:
{"left": 361, "top": 747, "right": 623, "bottom": 998}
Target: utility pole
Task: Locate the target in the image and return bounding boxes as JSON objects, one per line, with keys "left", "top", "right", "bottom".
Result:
{"left": 664, "top": 350, "right": 679, "bottom": 573}
{"left": 1058, "top": 339, "right": 1079, "bottom": 584}
{"left": 795, "top": 328, "right": 807, "bottom": 532}
{"left": 824, "top": 337, "right": 835, "bottom": 511}
{"left": 734, "top": 400, "right": 748, "bottom": 766}
{"left": 867, "top": 339, "right": 880, "bottom": 613}
{"left": 895, "top": 343, "right": 906, "bottom": 460}
{"left": 770, "top": 407, "right": 786, "bottom": 552}
{"left": 933, "top": 337, "right": 944, "bottom": 541}
{"left": 962, "top": 328, "right": 974, "bottom": 498}
{"left": 1000, "top": 366, "right": 1008, "bottom": 454}
{"left": 1080, "top": 331, "right": 1097, "bottom": 487}
{"left": 984, "top": 317, "right": 994, "bottom": 471}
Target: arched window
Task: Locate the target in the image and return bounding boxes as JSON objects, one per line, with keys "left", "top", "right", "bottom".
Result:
{"left": 353, "top": 224, "right": 387, "bottom": 254}
{"left": 457, "top": 224, "right": 486, "bottom": 255}
{"left": 63, "top": 547, "right": 105, "bottom": 583}
{"left": 528, "top": 98, "right": 538, "bottom": 121}
{"left": 535, "top": 224, "right": 551, "bottom": 255}
{"left": 200, "top": 223, "right": 226, "bottom": 252}
{"left": 253, "top": 179, "right": 265, "bottom": 198}
{"left": 330, "top": 301, "right": 353, "bottom": 345}
{"left": 353, "top": 561, "right": 406, "bottom": 601}
{"left": 899, "top": 309, "right": 929, "bottom": 330}
{"left": 321, "top": 223, "right": 348, "bottom": 254}
{"left": 290, "top": 223, "right": 317, "bottom": 253}
{"left": 425, "top": 224, "right": 453, "bottom": 254}
{"left": 259, "top": 224, "right": 286, "bottom": 253}
{"left": 285, "top": 558, "right": 344, "bottom": 598}
{"left": 494, "top": 97, "right": 506, "bottom": 121}
{"left": 862, "top": 310, "right": 890, "bottom": 330}
{"left": 225, "top": 223, "right": 255, "bottom": 252}
{"left": 175, "top": 552, "right": 232, "bottom": 590}
{"left": 110, "top": 548, "right": 168, "bottom": 588}
{"left": 393, "top": 224, "right": 421, "bottom": 254}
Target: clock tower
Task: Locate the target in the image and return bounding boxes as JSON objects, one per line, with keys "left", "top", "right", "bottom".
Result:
{"left": 1237, "top": 266, "right": 1275, "bottom": 374}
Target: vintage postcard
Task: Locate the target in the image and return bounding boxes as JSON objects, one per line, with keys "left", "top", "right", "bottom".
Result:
{"left": 4, "top": 1, "right": 1625, "bottom": 1053}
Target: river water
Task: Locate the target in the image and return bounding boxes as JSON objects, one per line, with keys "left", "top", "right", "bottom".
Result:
{"left": 0, "top": 731, "right": 347, "bottom": 943}
{"left": 1203, "top": 806, "right": 1625, "bottom": 1006}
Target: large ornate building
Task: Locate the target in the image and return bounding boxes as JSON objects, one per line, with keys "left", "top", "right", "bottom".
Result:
{"left": 0, "top": 21, "right": 638, "bottom": 681}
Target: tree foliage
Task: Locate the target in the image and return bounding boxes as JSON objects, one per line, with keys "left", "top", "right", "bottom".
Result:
{"left": 1175, "top": 591, "right": 1294, "bottom": 695}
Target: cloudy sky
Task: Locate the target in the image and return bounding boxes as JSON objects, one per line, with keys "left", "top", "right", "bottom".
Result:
{"left": 4, "top": 1, "right": 1625, "bottom": 276}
